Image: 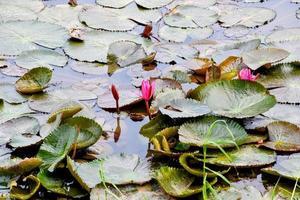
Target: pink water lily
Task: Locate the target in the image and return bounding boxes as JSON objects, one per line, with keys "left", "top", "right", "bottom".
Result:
{"left": 141, "top": 80, "right": 155, "bottom": 120}
{"left": 238, "top": 68, "right": 259, "bottom": 81}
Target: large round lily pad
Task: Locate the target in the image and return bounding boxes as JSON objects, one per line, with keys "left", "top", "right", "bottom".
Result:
{"left": 0, "top": 21, "right": 68, "bottom": 56}
{"left": 265, "top": 28, "right": 300, "bottom": 43}
{"left": 0, "top": 0, "right": 45, "bottom": 12}
{"left": 190, "top": 80, "right": 276, "bottom": 118}
{"left": 0, "top": 5, "right": 37, "bottom": 23}
{"left": 0, "top": 157, "right": 42, "bottom": 175}
{"left": 263, "top": 104, "right": 300, "bottom": 125}
{"left": 64, "top": 117, "right": 103, "bottom": 149}
{"left": 219, "top": 7, "right": 276, "bottom": 28}
{"left": 37, "top": 124, "right": 78, "bottom": 172}
{"left": 163, "top": 5, "right": 218, "bottom": 28}
{"left": 100, "top": 153, "right": 151, "bottom": 185}
{"left": 16, "top": 49, "right": 68, "bottom": 70}
{"left": 0, "top": 83, "right": 27, "bottom": 104}
{"left": 0, "top": 102, "right": 33, "bottom": 124}
{"left": 206, "top": 145, "right": 276, "bottom": 168}
{"left": 242, "top": 48, "right": 289, "bottom": 70}
{"left": 155, "top": 166, "right": 217, "bottom": 197}
{"left": 178, "top": 116, "right": 248, "bottom": 148}
{"left": 15, "top": 67, "right": 52, "bottom": 94}
{"left": 261, "top": 121, "right": 300, "bottom": 152}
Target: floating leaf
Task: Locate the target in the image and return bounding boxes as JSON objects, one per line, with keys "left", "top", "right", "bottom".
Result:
{"left": 265, "top": 28, "right": 300, "bottom": 43}
{"left": 155, "top": 166, "right": 217, "bottom": 197}
{"left": 190, "top": 80, "right": 276, "bottom": 118}
{"left": 263, "top": 104, "right": 300, "bottom": 125}
{"left": 159, "top": 99, "right": 211, "bottom": 118}
{"left": 261, "top": 121, "right": 300, "bottom": 152}
{"left": 262, "top": 153, "right": 300, "bottom": 181}
{"left": 37, "top": 169, "right": 87, "bottom": 198}
{"left": 15, "top": 67, "right": 52, "bottom": 94}
{"left": 135, "top": 0, "right": 173, "bottom": 9}
{"left": 16, "top": 49, "right": 68, "bottom": 70}
{"left": 178, "top": 116, "right": 248, "bottom": 148}
{"left": 100, "top": 153, "right": 151, "bottom": 185}
{"left": 0, "top": 83, "right": 27, "bottom": 104}
{"left": 0, "top": 157, "right": 42, "bottom": 175}
{"left": 10, "top": 175, "right": 40, "bottom": 200}
{"left": 163, "top": 5, "right": 218, "bottom": 28}
{"left": 224, "top": 25, "right": 250, "bottom": 38}
{"left": 151, "top": 89, "right": 185, "bottom": 110}
{"left": 167, "top": 0, "right": 216, "bottom": 8}
{"left": 96, "top": 0, "right": 173, "bottom": 9}
{"left": 95, "top": 0, "right": 132, "bottom": 8}
{"left": 0, "top": 63, "right": 28, "bottom": 77}
{"left": 158, "top": 26, "right": 213, "bottom": 43}
{"left": 0, "top": 5, "right": 37, "bottom": 23}
{"left": 97, "top": 85, "right": 142, "bottom": 109}
{"left": 0, "top": 21, "right": 68, "bottom": 56}
{"left": 0, "top": 102, "right": 33, "bottom": 124}
{"left": 67, "top": 157, "right": 101, "bottom": 191}
{"left": 37, "top": 124, "right": 78, "bottom": 172}
{"left": 10, "top": 134, "right": 42, "bottom": 149}
{"left": 219, "top": 7, "right": 276, "bottom": 28}
{"left": 38, "top": 5, "right": 84, "bottom": 29}
{"left": 64, "top": 117, "right": 103, "bottom": 149}
{"left": 107, "top": 41, "right": 146, "bottom": 67}
{"left": 206, "top": 145, "right": 276, "bottom": 168}
{"left": 242, "top": 48, "right": 289, "bottom": 70}
{"left": 153, "top": 43, "right": 198, "bottom": 63}
{"left": 47, "top": 101, "right": 83, "bottom": 123}
{"left": 79, "top": 6, "right": 136, "bottom": 31}
{"left": 0, "top": 0, "right": 45, "bottom": 12}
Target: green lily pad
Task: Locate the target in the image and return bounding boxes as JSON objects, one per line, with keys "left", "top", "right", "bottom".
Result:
{"left": 40, "top": 113, "right": 62, "bottom": 139}
{"left": 179, "top": 153, "right": 230, "bottom": 177}
{"left": 243, "top": 48, "right": 289, "bottom": 70}
{"left": 38, "top": 5, "right": 84, "bottom": 29}
{"left": 96, "top": 0, "right": 173, "bottom": 9}
{"left": 206, "top": 145, "right": 276, "bottom": 168}
{"left": 263, "top": 104, "right": 300, "bottom": 125}
{"left": 0, "top": 83, "right": 27, "bottom": 104}
{"left": 16, "top": 49, "right": 68, "bottom": 70}
{"left": 265, "top": 28, "right": 300, "bottom": 43}
{"left": 79, "top": 6, "right": 136, "bottom": 31}
{"left": 37, "top": 124, "right": 78, "bottom": 172}
{"left": 15, "top": 67, "right": 52, "bottom": 94}
{"left": 140, "top": 114, "right": 179, "bottom": 139}
{"left": 159, "top": 98, "right": 211, "bottom": 118}
{"left": 47, "top": 101, "right": 83, "bottom": 123}
{"left": 219, "top": 7, "right": 276, "bottom": 28}
{"left": 0, "top": 157, "right": 42, "bottom": 175}
{"left": 178, "top": 116, "right": 248, "bottom": 148}
{"left": 0, "top": 0, "right": 44, "bottom": 12}
{"left": 108, "top": 41, "right": 146, "bottom": 67}
{"left": 66, "top": 157, "right": 101, "bottom": 191}
{"left": 158, "top": 26, "right": 213, "bottom": 43}
{"left": 97, "top": 85, "right": 142, "bottom": 109}
{"left": 100, "top": 153, "right": 151, "bottom": 185}
{"left": 0, "top": 102, "right": 33, "bottom": 124}
{"left": 0, "top": 21, "right": 68, "bottom": 56}
{"left": 0, "top": 5, "right": 37, "bottom": 23}
{"left": 261, "top": 121, "right": 300, "bottom": 152}
{"left": 153, "top": 43, "right": 198, "bottom": 63}
{"left": 151, "top": 88, "right": 185, "bottom": 110}
{"left": 190, "top": 80, "right": 276, "bottom": 118}
{"left": 163, "top": 5, "right": 218, "bottom": 28}
{"left": 262, "top": 153, "right": 300, "bottom": 181}
{"left": 64, "top": 117, "right": 103, "bottom": 149}
{"left": 37, "top": 169, "right": 87, "bottom": 198}
{"left": 10, "top": 175, "right": 40, "bottom": 200}
{"left": 9, "top": 134, "right": 42, "bottom": 149}
{"left": 155, "top": 166, "right": 217, "bottom": 197}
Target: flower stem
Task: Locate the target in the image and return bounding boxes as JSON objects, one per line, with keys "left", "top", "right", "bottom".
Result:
{"left": 116, "top": 99, "right": 120, "bottom": 115}
{"left": 145, "top": 100, "right": 151, "bottom": 120}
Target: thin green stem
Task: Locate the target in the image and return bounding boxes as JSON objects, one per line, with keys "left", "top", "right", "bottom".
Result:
{"left": 291, "top": 178, "right": 298, "bottom": 200}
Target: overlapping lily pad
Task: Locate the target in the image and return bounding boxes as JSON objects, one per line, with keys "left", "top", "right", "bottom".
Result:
{"left": 16, "top": 50, "right": 68, "bottom": 70}
{"left": 190, "top": 80, "right": 276, "bottom": 118}
{"left": 261, "top": 121, "right": 300, "bottom": 152}
{"left": 263, "top": 104, "right": 300, "bottom": 125}
{"left": 0, "top": 21, "right": 68, "bottom": 56}
{"left": 0, "top": 0, "right": 45, "bottom": 12}
{"left": 10, "top": 175, "right": 40, "bottom": 200}
{"left": 0, "top": 157, "right": 42, "bottom": 175}
{"left": 178, "top": 116, "right": 248, "bottom": 148}
{"left": 206, "top": 145, "right": 276, "bottom": 168}
{"left": 0, "top": 83, "right": 27, "bottom": 104}
{"left": 15, "top": 67, "right": 52, "bottom": 94}
{"left": 219, "top": 7, "right": 276, "bottom": 27}
{"left": 0, "top": 5, "right": 37, "bottom": 23}
{"left": 96, "top": 0, "right": 173, "bottom": 9}
{"left": 163, "top": 5, "right": 218, "bottom": 28}
{"left": 37, "top": 124, "right": 78, "bottom": 172}
{"left": 265, "top": 28, "right": 300, "bottom": 43}
{"left": 0, "top": 102, "right": 33, "bottom": 124}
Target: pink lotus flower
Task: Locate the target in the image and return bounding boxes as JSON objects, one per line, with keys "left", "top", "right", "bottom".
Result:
{"left": 238, "top": 68, "right": 259, "bottom": 81}
{"left": 141, "top": 80, "right": 155, "bottom": 101}
{"left": 141, "top": 80, "right": 155, "bottom": 120}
